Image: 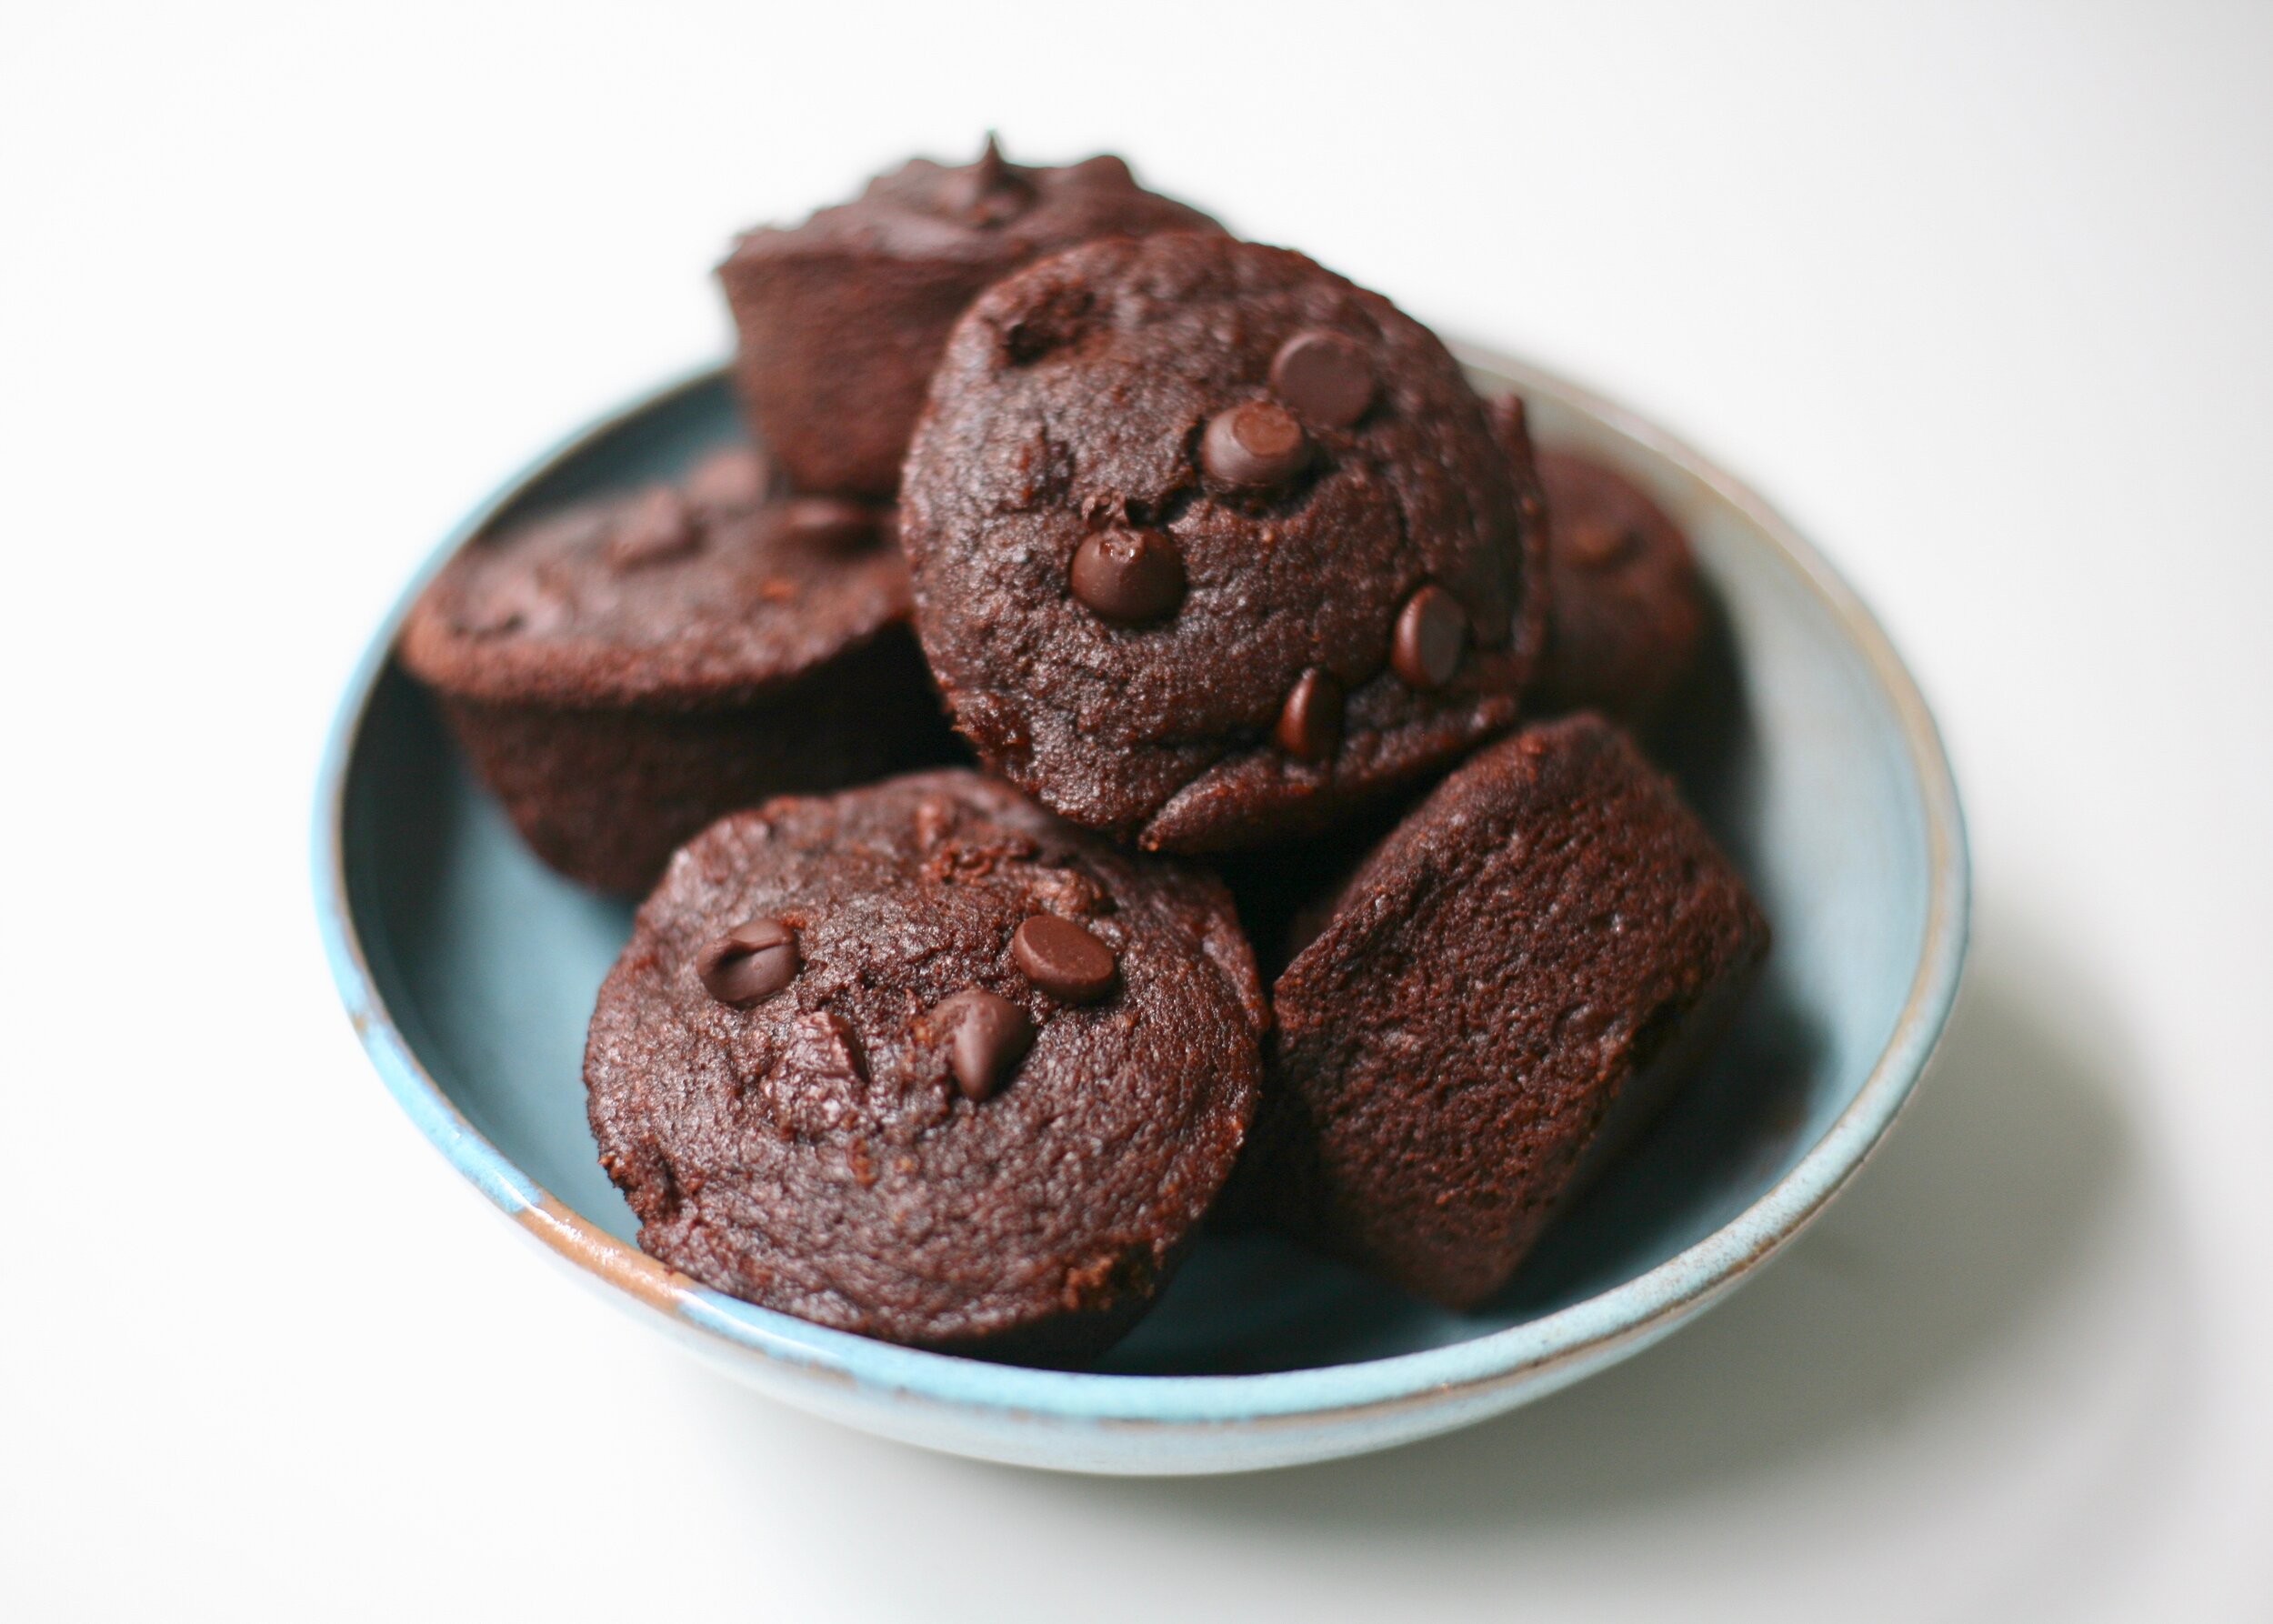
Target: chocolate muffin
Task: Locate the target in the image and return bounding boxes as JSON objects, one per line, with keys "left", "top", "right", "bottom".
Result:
{"left": 718, "top": 138, "right": 1220, "bottom": 498}
{"left": 1492, "top": 398, "right": 1707, "bottom": 724}
{"left": 398, "top": 446, "right": 956, "bottom": 894}
{"left": 584, "top": 770, "right": 1267, "bottom": 1362}
{"left": 901, "top": 232, "right": 1547, "bottom": 853}
{"left": 1247, "top": 716, "right": 1767, "bottom": 1308}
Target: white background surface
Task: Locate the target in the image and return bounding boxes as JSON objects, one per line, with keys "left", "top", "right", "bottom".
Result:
{"left": 5, "top": 3, "right": 2269, "bottom": 1618}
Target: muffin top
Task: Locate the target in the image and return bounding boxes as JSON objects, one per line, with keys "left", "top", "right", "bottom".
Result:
{"left": 583, "top": 770, "right": 1266, "bottom": 1360}
{"left": 724, "top": 137, "right": 1219, "bottom": 268}
{"left": 399, "top": 447, "right": 910, "bottom": 709}
{"left": 1530, "top": 444, "right": 1707, "bottom": 721}
{"left": 900, "top": 232, "right": 1546, "bottom": 852}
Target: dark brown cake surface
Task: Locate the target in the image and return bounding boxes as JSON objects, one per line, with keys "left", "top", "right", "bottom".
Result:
{"left": 583, "top": 770, "right": 1267, "bottom": 1361}
{"left": 398, "top": 450, "right": 956, "bottom": 892}
{"left": 399, "top": 451, "right": 911, "bottom": 708}
{"left": 1521, "top": 433, "right": 1707, "bottom": 723}
{"left": 1254, "top": 716, "right": 1767, "bottom": 1308}
{"left": 719, "top": 140, "right": 1220, "bottom": 497}
{"left": 900, "top": 232, "right": 1546, "bottom": 854}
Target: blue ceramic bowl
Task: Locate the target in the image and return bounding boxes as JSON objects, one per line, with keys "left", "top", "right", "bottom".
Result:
{"left": 315, "top": 346, "right": 1968, "bottom": 1474}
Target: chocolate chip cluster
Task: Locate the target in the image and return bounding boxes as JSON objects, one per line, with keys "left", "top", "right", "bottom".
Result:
{"left": 695, "top": 904, "right": 1119, "bottom": 1101}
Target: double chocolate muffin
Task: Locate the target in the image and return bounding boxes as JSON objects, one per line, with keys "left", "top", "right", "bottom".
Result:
{"left": 584, "top": 770, "right": 1267, "bottom": 1362}
{"left": 901, "top": 232, "right": 1547, "bottom": 853}
{"left": 1247, "top": 716, "right": 1767, "bottom": 1308}
{"left": 399, "top": 447, "right": 956, "bottom": 893}
{"left": 719, "top": 138, "right": 1220, "bottom": 497}
{"left": 1531, "top": 447, "right": 1707, "bottom": 722}
{"left": 1486, "top": 393, "right": 1707, "bottom": 726}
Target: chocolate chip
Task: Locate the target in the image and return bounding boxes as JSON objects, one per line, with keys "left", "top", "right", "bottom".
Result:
{"left": 606, "top": 487, "right": 698, "bottom": 570}
{"left": 1268, "top": 330, "right": 1376, "bottom": 427}
{"left": 696, "top": 917, "right": 799, "bottom": 1006}
{"left": 1012, "top": 915, "right": 1117, "bottom": 1003}
{"left": 1392, "top": 585, "right": 1468, "bottom": 689}
{"left": 1070, "top": 527, "right": 1185, "bottom": 624}
{"left": 684, "top": 446, "right": 768, "bottom": 513}
{"left": 780, "top": 496, "right": 880, "bottom": 551}
{"left": 1567, "top": 519, "right": 1638, "bottom": 570}
{"left": 1200, "top": 401, "right": 1309, "bottom": 491}
{"left": 1275, "top": 667, "right": 1344, "bottom": 762}
{"left": 934, "top": 987, "right": 1034, "bottom": 1101}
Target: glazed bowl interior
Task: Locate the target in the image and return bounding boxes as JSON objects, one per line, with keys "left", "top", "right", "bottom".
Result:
{"left": 324, "top": 350, "right": 1963, "bottom": 1470}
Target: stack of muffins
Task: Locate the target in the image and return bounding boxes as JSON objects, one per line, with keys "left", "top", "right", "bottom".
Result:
{"left": 400, "top": 139, "right": 1765, "bottom": 1364}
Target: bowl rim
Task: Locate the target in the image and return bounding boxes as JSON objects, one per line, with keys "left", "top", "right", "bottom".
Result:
{"left": 313, "top": 344, "right": 1969, "bottom": 1429}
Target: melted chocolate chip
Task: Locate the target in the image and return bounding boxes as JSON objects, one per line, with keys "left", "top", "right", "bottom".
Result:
{"left": 1275, "top": 667, "right": 1344, "bottom": 762}
{"left": 606, "top": 487, "right": 699, "bottom": 571}
{"left": 1200, "top": 401, "right": 1309, "bottom": 491}
{"left": 935, "top": 987, "right": 1035, "bottom": 1101}
{"left": 1567, "top": 519, "right": 1639, "bottom": 570}
{"left": 1268, "top": 330, "right": 1376, "bottom": 427}
{"left": 1070, "top": 527, "right": 1185, "bottom": 624}
{"left": 1012, "top": 915, "right": 1117, "bottom": 1003}
{"left": 696, "top": 917, "right": 799, "bottom": 1006}
{"left": 1391, "top": 586, "right": 1468, "bottom": 689}
{"left": 780, "top": 496, "right": 881, "bottom": 551}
